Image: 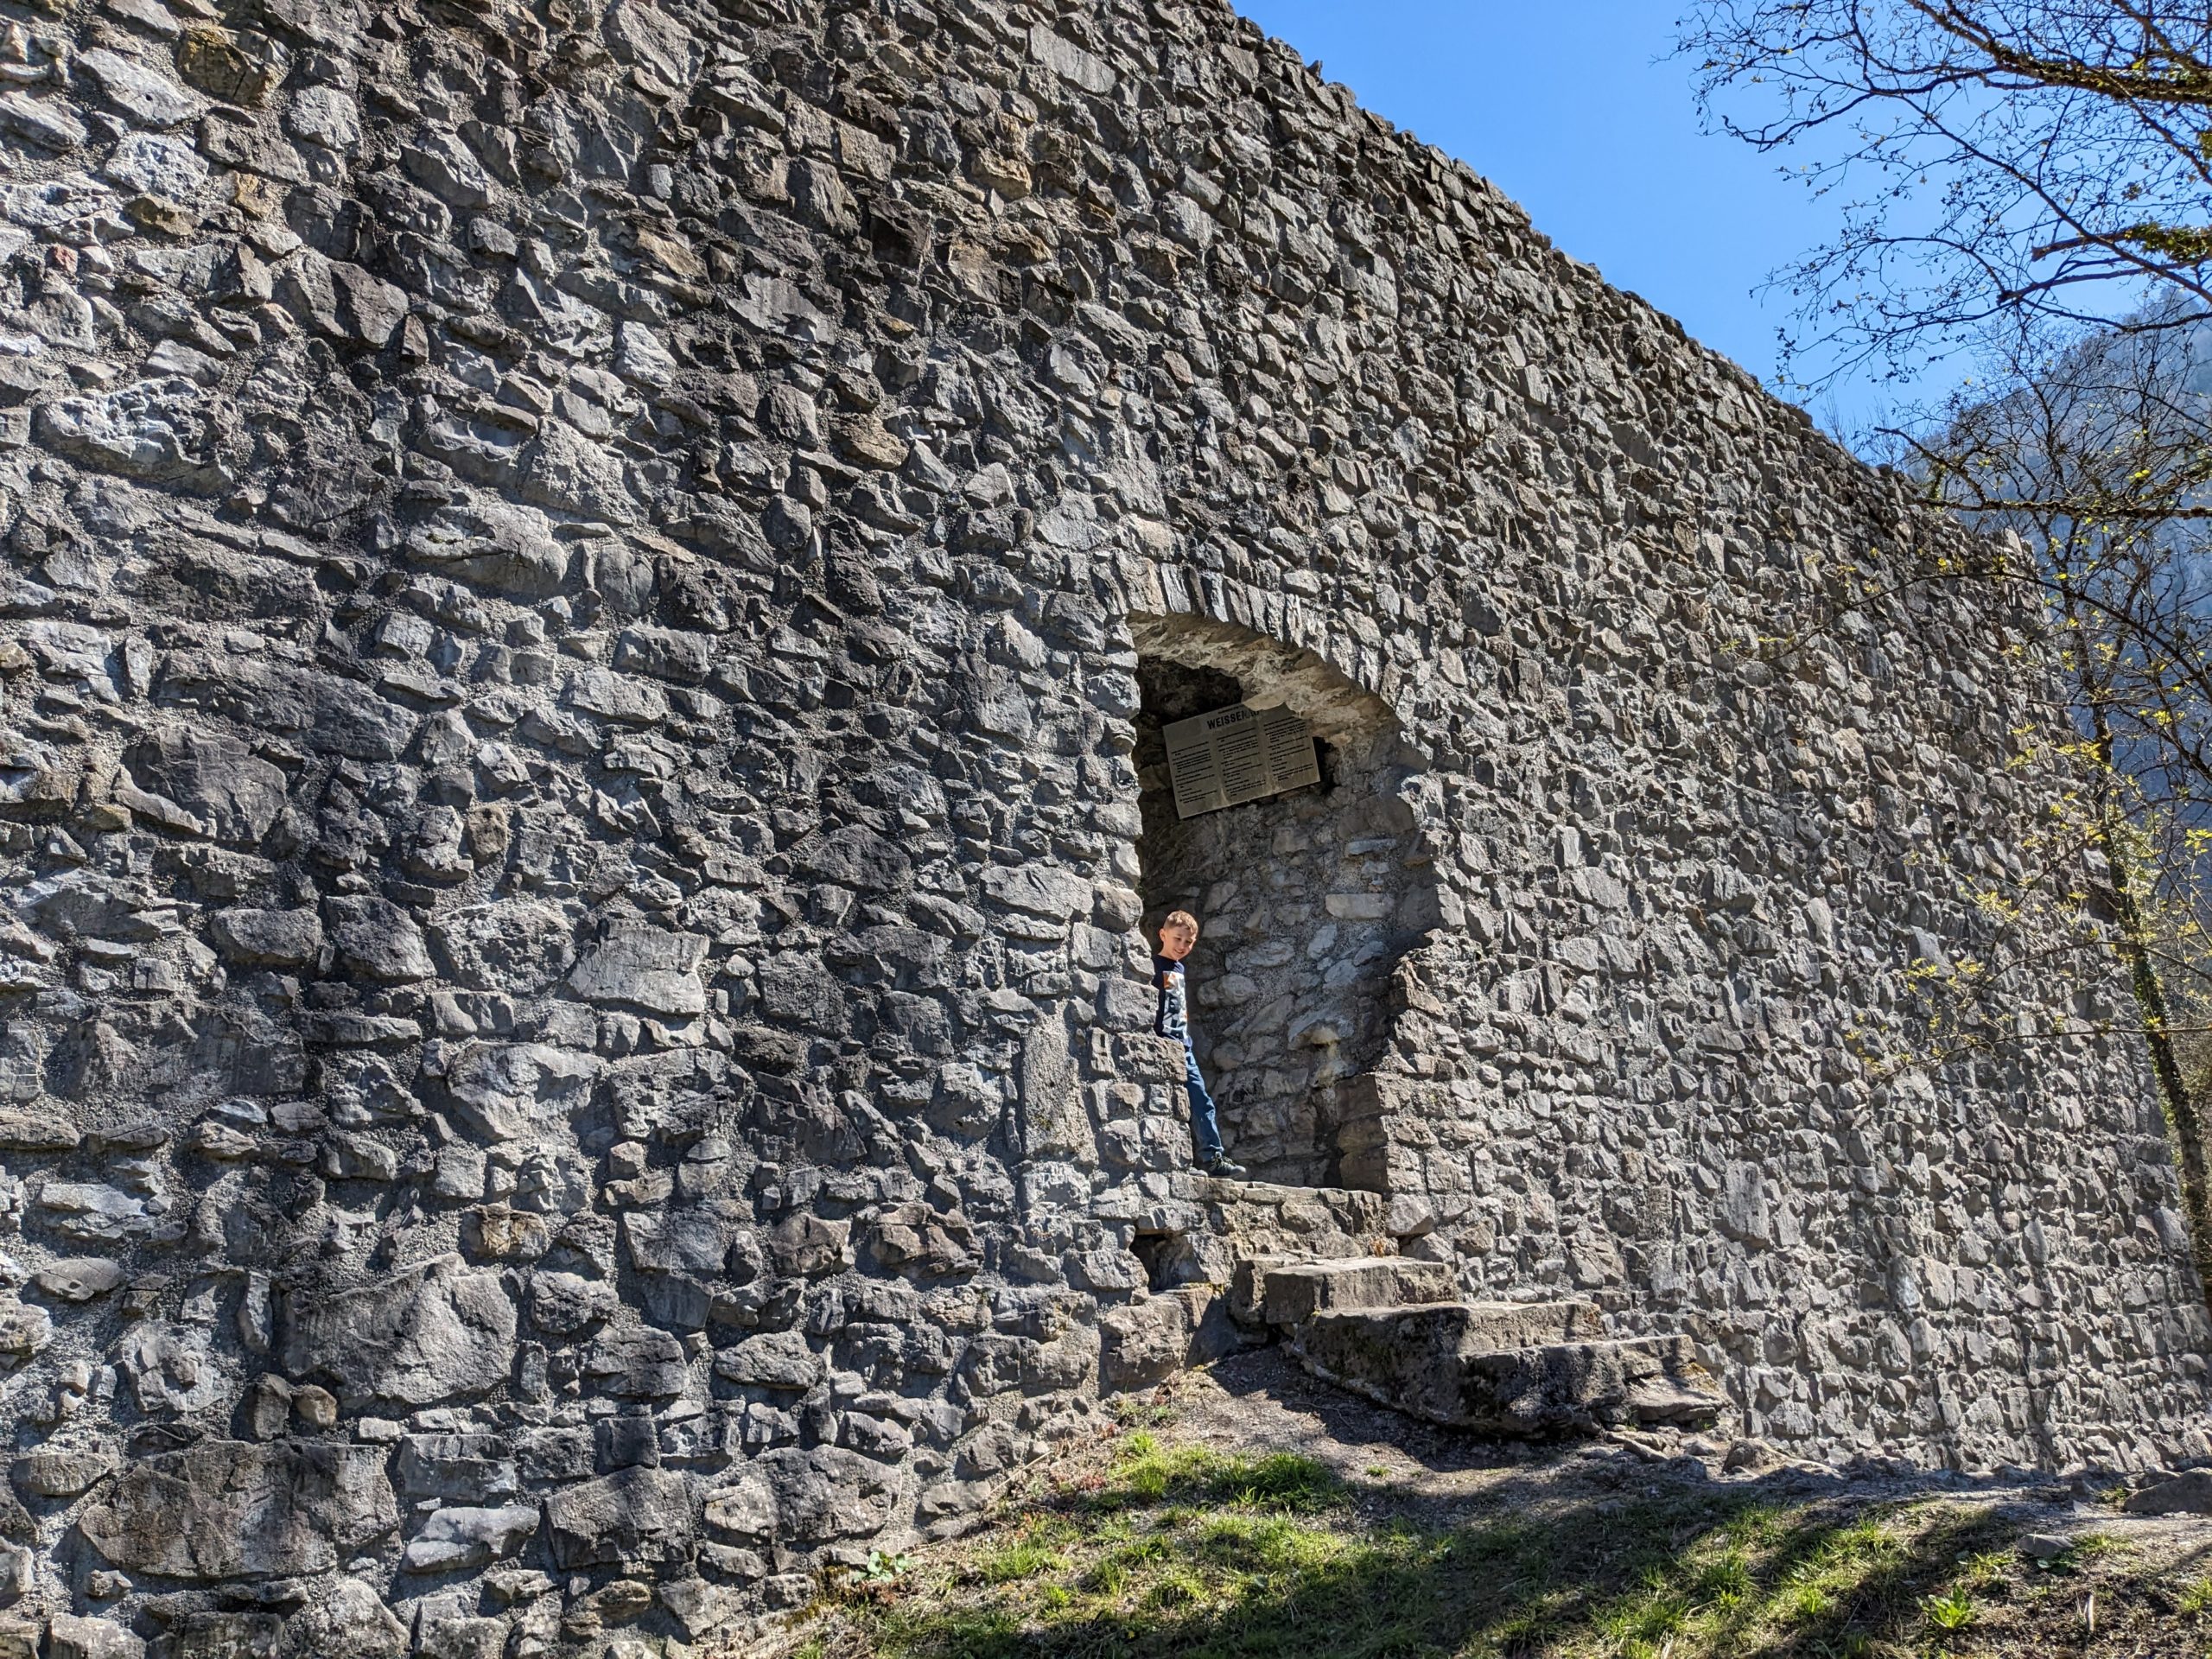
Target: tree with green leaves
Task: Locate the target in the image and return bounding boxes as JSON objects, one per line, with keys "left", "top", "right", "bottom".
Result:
{"left": 1681, "top": 1, "right": 2212, "bottom": 1281}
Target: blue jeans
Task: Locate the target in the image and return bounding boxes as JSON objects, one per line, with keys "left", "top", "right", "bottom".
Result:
{"left": 1183, "top": 1041, "right": 1224, "bottom": 1165}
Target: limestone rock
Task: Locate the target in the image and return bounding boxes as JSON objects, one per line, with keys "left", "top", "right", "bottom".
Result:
{"left": 567, "top": 923, "right": 707, "bottom": 1015}
{"left": 176, "top": 26, "right": 283, "bottom": 107}
{"left": 703, "top": 1448, "right": 895, "bottom": 1544}
{"left": 402, "top": 128, "right": 495, "bottom": 208}
{"left": 103, "top": 133, "right": 208, "bottom": 202}
{"left": 282, "top": 251, "right": 410, "bottom": 349}
{"left": 583, "top": 1327, "right": 688, "bottom": 1399}
{"left": 210, "top": 907, "right": 323, "bottom": 968}
{"left": 400, "top": 1504, "right": 539, "bottom": 1573}
{"left": 0, "top": 91, "right": 86, "bottom": 150}
{"left": 0, "top": 1116, "right": 79, "bottom": 1154}
{"left": 1242, "top": 1257, "right": 1460, "bottom": 1326}
{"left": 2123, "top": 1470, "right": 2212, "bottom": 1515}
{"left": 0, "top": 1303, "right": 49, "bottom": 1362}
{"left": 11, "top": 1446, "right": 116, "bottom": 1498}
{"left": 404, "top": 505, "right": 568, "bottom": 596}
{"left": 116, "top": 1325, "right": 225, "bottom": 1414}
{"left": 74, "top": 48, "right": 198, "bottom": 127}
{"left": 46, "top": 1615, "right": 143, "bottom": 1659}
{"left": 79, "top": 1440, "right": 395, "bottom": 1580}
{"left": 621, "top": 1206, "right": 737, "bottom": 1274}
{"left": 542, "top": 1467, "right": 694, "bottom": 1570}
{"left": 324, "top": 896, "right": 434, "bottom": 982}
{"left": 1029, "top": 22, "right": 1116, "bottom": 92}
{"left": 766, "top": 1214, "right": 849, "bottom": 1277}
{"left": 280, "top": 1255, "right": 515, "bottom": 1408}
{"left": 126, "top": 732, "right": 285, "bottom": 844}
{"left": 1292, "top": 1308, "right": 1725, "bottom": 1438}
{"left": 604, "top": 0, "right": 699, "bottom": 87}
{"left": 1099, "top": 1287, "right": 1249, "bottom": 1392}
{"left": 981, "top": 866, "right": 1092, "bottom": 921}
{"left": 30, "top": 1185, "right": 147, "bottom": 1245}
{"left": 158, "top": 1614, "right": 278, "bottom": 1656}
{"left": 32, "top": 1258, "right": 124, "bottom": 1303}
{"left": 526, "top": 1271, "right": 615, "bottom": 1338}
{"left": 286, "top": 84, "right": 362, "bottom": 154}
{"left": 833, "top": 413, "right": 908, "bottom": 470}
{"left": 442, "top": 1043, "right": 599, "bottom": 1142}
{"left": 396, "top": 1434, "right": 518, "bottom": 1506}
{"left": 711, "top": 1332, "right": 821, "bottom": 1391}
{"left": 465, "top": 1203, "right": 549, "bottom": 1262}
{"left": 429, "top": 902, "right": 575, "bottom": 995}
{"left": 274, "top": 1579, "right": 406, "bottom": 1659}
{"left": 870, "top": 1203, "right": 977, "bottom": 1278}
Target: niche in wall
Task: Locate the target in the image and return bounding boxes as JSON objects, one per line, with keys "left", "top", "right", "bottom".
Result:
{"left": 1127, "top": 611, "right": 1440, "bottom": 1189}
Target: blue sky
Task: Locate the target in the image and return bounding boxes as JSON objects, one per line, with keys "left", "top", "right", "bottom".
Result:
{"left": 1233, "top": 0, "right": 1891, "bottom": 429}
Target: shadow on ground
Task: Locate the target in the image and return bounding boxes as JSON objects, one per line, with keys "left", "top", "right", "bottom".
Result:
{"left": 783, "top": 1351, "right": 2212, "bottom": 1659}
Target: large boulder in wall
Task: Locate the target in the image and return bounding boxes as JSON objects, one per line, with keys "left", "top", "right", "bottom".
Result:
{"left": 78, "top": 1440, "right": 396, "bottom": 1580}
{"left": 279, "top": 1254, "right": 516, "bottom": 1409}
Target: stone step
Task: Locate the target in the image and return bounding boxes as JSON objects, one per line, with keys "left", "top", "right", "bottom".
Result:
{"left": 1300, "top": 1298, "right": 1606, "bottom": 1352}
{"left": 1289, "top": 1303, "right": 1726, "bottom": 1437}
{"left": 1107, "top": 1175, "right": 1431, "bottom": 1288}
{"left": 1230, "top": 1255, "right": 1461, "bottom": 1326}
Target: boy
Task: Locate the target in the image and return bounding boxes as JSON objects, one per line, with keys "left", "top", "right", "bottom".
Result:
{"left": 1154, "top": 911, "right": 1248, "bottom": 1179}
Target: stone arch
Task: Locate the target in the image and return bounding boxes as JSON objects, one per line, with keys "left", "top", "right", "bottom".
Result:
{"left": 1121, "top": 598, "right": 1444, "bottom": 1188}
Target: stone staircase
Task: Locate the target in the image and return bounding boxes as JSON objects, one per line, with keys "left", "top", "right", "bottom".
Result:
{"left": 1103, "top": 1174, "right": 1728, "bottom": 1439}
{"left": 1232, "top": 1253, "right": 1727, "bottom": 1437}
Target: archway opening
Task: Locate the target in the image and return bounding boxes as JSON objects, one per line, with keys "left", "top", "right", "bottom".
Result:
{"left": 1127, "top": 612, "right": 1440, "bottom": 1188}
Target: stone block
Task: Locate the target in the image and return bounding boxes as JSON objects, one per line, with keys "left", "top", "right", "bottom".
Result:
{"left": 1291, "top": 1310, "right": 1725, "bottom": 1437}
{"left": 543, "top": 1467, "right": 694, "bottom": 1570}
{"left": 2123, "top": 1470, "right": 2212, "bottom": 1515}
{"left": 582, "top": 1327, "right": 689, "bottom": 1398}
{"left": 702, "top": 1448, "right": 894, "bottom": 1544}
{"left": 11, "top": 1446, "right": 116, "bottom": 1498}
{"left": 155, "top": 1611, "right": 279, "bottom": 1658}
{"left": 47, "top": 1614, "right": 144, "bottom": 1659}
{"left": 1252, "top": 1257, "right": 1460, "bottom": 1326}
{"left": 567, "top": 924, "right": 707, "bottom": 1015}
{"left": 400, "top": 1505, "right": 539, "bottom": 1573}
{"left": 280, "top": 1256, "right": 516, "bottom": 1409}
{"left": 176, "top": 26, "right": 280, "bottom": 107}
{"left": 79, "top": 1440, "right": 396, "bottom": 1580}
{"left": 271, "top": 1580, "right": 405, "bottom": 1659}
{"left": 712, "top": 1332, "right": 821, "bottom": 1391}
{"left": 208, "top": 907, "right": 322, "bottom": 967}
{"left": 1099, "top": 1285, "right": 1250, "bottom": 1392}
{"left": 396, "top": 1434, "right": 518, "bottom": 1504}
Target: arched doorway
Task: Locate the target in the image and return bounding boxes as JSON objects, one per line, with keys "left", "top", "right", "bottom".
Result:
{"left": 1126, "top": 610, "right": 1442, "bottom": 1187}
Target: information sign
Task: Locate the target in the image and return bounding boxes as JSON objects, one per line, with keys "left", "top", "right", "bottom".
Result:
{"left": 1162, "top": 702, "right": 1321, "bottom": 819}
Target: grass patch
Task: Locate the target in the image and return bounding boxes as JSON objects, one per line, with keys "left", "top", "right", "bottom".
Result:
{"left": 1093, "top": 1433, "right": 1341, "bottom": 1514}
{"left": 783, "top": 1432, "right": 2198, "bottom": 1659}
{"left": 977, "top": 1536, "right": 1070, "bottom": 1586}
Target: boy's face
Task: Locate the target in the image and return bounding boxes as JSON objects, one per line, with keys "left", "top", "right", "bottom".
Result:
{"left": 1159, "top": 923, "right": 1197, "bottom": 962}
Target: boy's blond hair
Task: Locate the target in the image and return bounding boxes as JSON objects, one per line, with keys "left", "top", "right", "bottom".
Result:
{"left": 1160, "top": 910, "right": 1199, "bottom": 938}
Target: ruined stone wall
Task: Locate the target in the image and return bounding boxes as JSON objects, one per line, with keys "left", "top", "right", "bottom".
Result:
{"left": 0, "top": 0, "right": 2208, "bottom": 1650}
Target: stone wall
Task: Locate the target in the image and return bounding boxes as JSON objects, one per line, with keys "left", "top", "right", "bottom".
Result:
{"left": 0, "top": 0, "right": 2207, "bottom": 1649}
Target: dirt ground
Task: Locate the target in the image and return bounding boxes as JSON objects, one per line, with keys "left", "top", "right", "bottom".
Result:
{"left": 760, "top": 1346, "right": 2212, "bottom": 1658}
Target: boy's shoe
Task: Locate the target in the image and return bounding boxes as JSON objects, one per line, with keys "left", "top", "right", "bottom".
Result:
{"left": 1204, "top": 1157, "right": 1249, "bottom": 1179}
